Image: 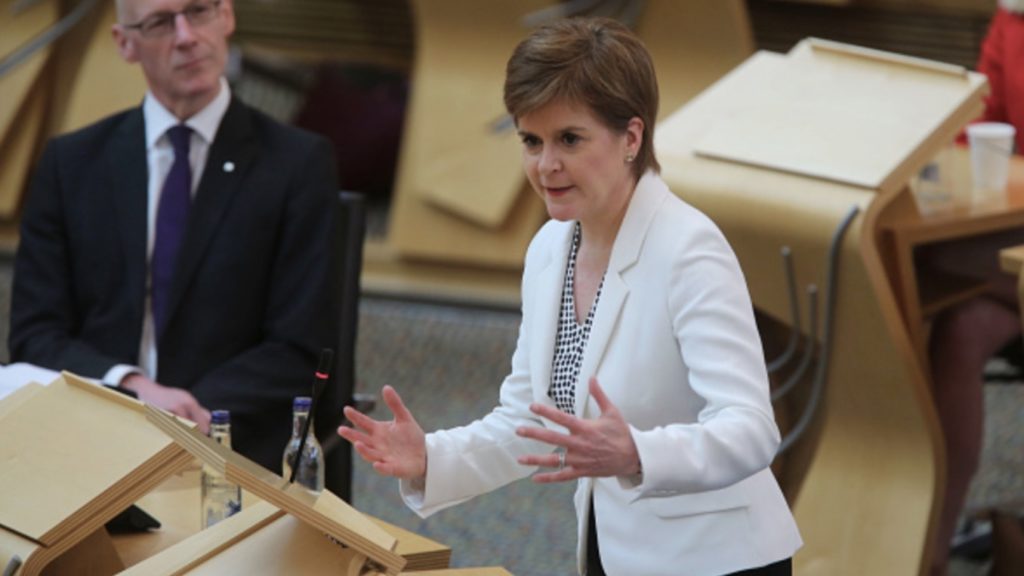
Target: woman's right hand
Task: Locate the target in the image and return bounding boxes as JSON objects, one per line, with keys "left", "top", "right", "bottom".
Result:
{"left": 337, "top": 385, "right": 427, "bottom": 479}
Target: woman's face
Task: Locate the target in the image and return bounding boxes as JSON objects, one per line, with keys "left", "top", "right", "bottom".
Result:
{"left": 517, "top": 99, "right": 642, "bottom": 231}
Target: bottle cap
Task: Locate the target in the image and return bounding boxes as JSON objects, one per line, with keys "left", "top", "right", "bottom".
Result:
{"left": 293, "top": 396, "right": 312, "bottom": 411}
{"left": 211, "top": 409, "right": 230, "bottom": 425}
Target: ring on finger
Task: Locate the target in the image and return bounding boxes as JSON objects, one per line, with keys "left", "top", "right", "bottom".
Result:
{"left": 557, "top": 451, "right": 566, "bottom": 471}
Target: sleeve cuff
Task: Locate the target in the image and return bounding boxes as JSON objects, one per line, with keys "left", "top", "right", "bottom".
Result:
{"left": 102, "top": 364, "right": 143, "bottom": 387}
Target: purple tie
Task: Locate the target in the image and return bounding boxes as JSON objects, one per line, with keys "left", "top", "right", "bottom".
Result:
{"left": 152, "top": 124, "right": 192, "bottom": 340}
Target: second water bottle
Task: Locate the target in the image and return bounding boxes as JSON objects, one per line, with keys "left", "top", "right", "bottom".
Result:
{"left": 282, "top": 396, "right": 325, "bottom": 494}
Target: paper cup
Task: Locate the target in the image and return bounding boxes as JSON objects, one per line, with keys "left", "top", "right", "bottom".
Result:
{"left": 967, "top": 122, "right": 1016, "bottom": 205}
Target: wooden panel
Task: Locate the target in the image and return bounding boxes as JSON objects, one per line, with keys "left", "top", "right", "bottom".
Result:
{"left": 408, "top": 0, "right": 545, "bottom": 228}
{"left": 0, "top": 0, "right": 58, "bottom": 223}
{"left": 0, "top": 375, "right": 179, "bottom": 545}
{"left": 0, "top": 0, "right": 57, "bottom": 146}
{"left": 387, "top": 0, "right": 550, "bottom": 267}
{"left": 691, "top": 39, "right": 987, "bottom": 195}
{"left": 0, "top": 373, "right": 193, "bottom": 576}
{"left": 636, "top": 0, "right": 755, "bottom": 118}
{"left": 118, "top": 500, "right": 375, "bottom": 576}
{"left": 51, "top": 1, "right": 146, "bottom": 135}
{"left": 114, "top": 469, "right": 451, "bottom": 571}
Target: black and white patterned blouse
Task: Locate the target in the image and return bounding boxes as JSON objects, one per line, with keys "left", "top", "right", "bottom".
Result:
{"left": 549, "top": 223, "right": 605, "bottom": 414}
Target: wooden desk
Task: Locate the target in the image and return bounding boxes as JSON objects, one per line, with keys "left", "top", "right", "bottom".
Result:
{"left": 110, "top": 467, "right": 454, "bottom": 573}
{"left": 878, "top": 150, "right": 1024, "bottom": 367}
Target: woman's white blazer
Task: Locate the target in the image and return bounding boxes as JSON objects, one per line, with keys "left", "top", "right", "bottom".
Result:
{"left": 401, "top": 172, "right": 802, "bottom": 576}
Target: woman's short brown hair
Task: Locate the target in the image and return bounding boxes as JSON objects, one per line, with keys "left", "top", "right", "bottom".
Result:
{"left": 504, "top": 16, "right": 660, "bottom": 178}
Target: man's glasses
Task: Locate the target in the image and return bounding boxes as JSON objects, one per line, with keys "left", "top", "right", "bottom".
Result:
{"left": 121, "top": 0, "right": 222, "bottom": 39}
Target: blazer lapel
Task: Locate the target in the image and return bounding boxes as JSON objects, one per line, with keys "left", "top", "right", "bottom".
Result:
{"left": 108, "top": 109, "right": 149, "bottom": 315}
{"left": 163, "top": 98, "right": 257, "bottom": 333}
{"left": 529, "top": 222, "right": 574, "bottom": 408}
{"left": 576, "top": 172, "right": 668, "bottom": 418}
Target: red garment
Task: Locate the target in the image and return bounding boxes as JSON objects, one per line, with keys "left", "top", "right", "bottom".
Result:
{"left": 975, "top": 7, "right": 1024, "bottom": 153}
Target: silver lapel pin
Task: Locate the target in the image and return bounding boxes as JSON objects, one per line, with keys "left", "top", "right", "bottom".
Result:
{"left": 223, "top": 161, "right": 235, "bottom": 173}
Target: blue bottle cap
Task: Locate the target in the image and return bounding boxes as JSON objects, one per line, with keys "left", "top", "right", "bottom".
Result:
{"left": 293, "top": 396, "right": 312, "bottom": 410}
{"left": 211, "top": 410, "right": 230, "bottom": 425}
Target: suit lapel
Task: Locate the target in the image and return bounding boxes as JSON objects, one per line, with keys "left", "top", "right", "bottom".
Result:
{"left": 529, "top": 223, "right": 574, "bottom": 408}
{"left": 576, "top": 172, "right": 667, "bottom": 418}
{"left": 163, "top": 98, "right": 257, "bottom": 333}
{"left": 109, "top": 109, "right": 149, "bottom": 313}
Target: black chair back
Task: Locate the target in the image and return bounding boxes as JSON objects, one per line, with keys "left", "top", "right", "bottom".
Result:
{"left": 321, "top": 191, "right": 366, "bottom": 502}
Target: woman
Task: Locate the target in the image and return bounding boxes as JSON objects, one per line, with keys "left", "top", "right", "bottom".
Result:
{"left": 339, "top": 17, "right": 801, "bottom": 576}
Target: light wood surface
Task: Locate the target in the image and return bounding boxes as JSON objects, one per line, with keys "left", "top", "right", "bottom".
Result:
{"left": 691, "top": 39, "right": 986, "bottom": 195}
{"left": 0, "top": 0, "right": 57, "bottom": 221}
{"left": 386, "top": 0, "right": 552, "bottom": 268}
{"left": 636, "top": 0, "right": 754, "bottom": 121}
{"left": 0, "top": 0, "right": 56, "bottom": 149}
{"left": 48, "top": 1, "right": 147, "bottom": 135}
{"left": 0, "top": 375, "right": 181, "bottom": 545}
{"left": 0, "top": 373, "right": 193, "bottom": 576}
{"left": 407, "top": 0, "right": 538, "bottom": 228}
{"left": 117, "top": 501, "right": 374, "bottom": 576}
{"left": 0, "top": 0, "right": 146, "bottom": 226}
{"left": 113, "top": 468, "right": 454, "bottom": 574}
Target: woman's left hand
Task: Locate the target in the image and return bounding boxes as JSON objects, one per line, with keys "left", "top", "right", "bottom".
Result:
{"left": 516, "top": 377, "right": 641, "bottom": 483}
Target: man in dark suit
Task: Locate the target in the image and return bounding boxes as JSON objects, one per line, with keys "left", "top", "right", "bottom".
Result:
{"left": 8, "top": 0, "right": 342, "bottom": 480}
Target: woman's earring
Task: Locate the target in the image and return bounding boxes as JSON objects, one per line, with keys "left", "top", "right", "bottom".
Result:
{"left": 625, "top": 154, "right": 635, "bottom": 164}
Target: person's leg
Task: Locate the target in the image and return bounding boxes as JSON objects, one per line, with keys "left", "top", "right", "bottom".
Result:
{"left": 990, "top": 508, "right": 1024, "bottom": 576}
{"left": 928, "top": 295, "right": 1020, "bottom": 575}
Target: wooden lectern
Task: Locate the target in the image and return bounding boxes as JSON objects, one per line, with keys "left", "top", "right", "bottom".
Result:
{"left": 138, "top": 404, "right": 406, "bottom": 575}
{"left": 128, "top": 406, "right": 507, "bottom": 574}
{"left": 655, "top": 38, "right": 988, "bottom": 575}
{"left": 0, "top": 373, "right": 194, "bottom": 575}
{"left": 0, "top": 373, "right": 506, "bottom": 575}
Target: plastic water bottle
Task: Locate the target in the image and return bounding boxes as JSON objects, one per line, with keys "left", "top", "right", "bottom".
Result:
{"left": 282, "top": 396, "right": 325, "bottom": 494}
{"left": 201, "top": 410, "right": 242, "bottom": 527}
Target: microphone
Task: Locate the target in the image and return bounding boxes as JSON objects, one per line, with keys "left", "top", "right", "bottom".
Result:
{"left": 289, "top": 348, "right": 333, "bottom": 485}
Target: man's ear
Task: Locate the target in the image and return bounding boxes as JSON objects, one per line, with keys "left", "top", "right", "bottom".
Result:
{"left": 221, "top": 0, "right": 236, "bottom": 37}
{"left": 111, "top": 25, "right": 138, "bottom": 63}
